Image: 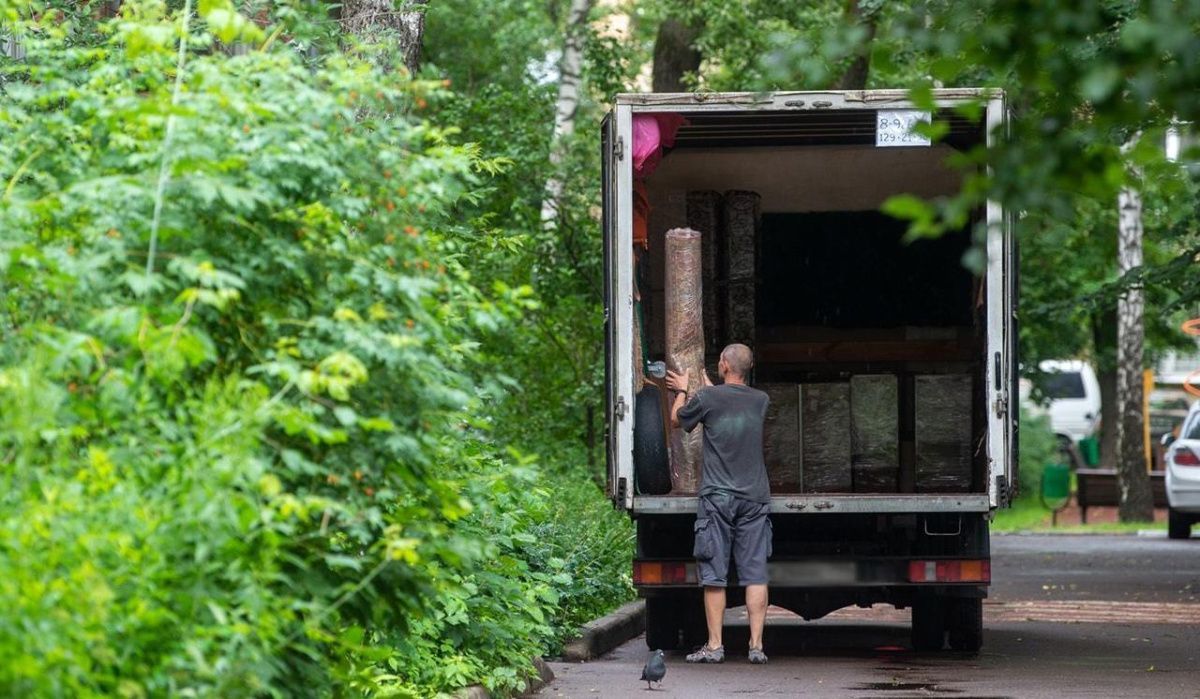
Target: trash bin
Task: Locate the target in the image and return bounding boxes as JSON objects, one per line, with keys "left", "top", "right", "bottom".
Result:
{"left": 1041, "top": 463, "right": 1071, "bottom": 525}
{"left": 1078, "top": 436, "right": 1100, "bottom": 467}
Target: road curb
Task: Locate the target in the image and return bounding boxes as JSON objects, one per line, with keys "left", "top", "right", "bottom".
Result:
{"left": 560, "top": 599, "right": 646, "bottom": 662}
{"left": 454, "top": 601, "right": 645, "bottom": 697}
{"left": 456, "top": 657, "right": 554, "bottom": 699}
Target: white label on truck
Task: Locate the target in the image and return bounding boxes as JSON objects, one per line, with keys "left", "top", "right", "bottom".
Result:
{"left": 876, "top": 110, "right": 931, "bottom": 147}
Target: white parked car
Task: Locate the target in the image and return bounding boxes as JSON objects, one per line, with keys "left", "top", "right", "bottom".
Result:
{"left": 1021, "top": 360, "right": 1102, "bottom": 465}
{"left": 1162, "top": 401, "right": 1200, "bottom": 539}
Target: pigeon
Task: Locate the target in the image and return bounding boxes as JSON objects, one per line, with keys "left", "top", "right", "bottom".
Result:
{"left": 640, "top": 649, "right": 666, "bottom": 690}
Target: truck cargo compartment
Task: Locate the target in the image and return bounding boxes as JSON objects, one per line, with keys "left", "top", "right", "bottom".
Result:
{"left": 636, "top": 113, "right": 986, "bottom": 499}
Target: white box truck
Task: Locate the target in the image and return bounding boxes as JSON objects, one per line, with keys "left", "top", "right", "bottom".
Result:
{"left": 602, "top": 89, "right": 1016, "bottom": 652}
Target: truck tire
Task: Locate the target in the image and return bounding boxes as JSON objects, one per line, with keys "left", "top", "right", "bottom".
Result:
{"left": 947, "top": 597, "right": 983, "bottom": 652}
{"left": 1168, "top": 507, "right": 1192, "bottom": 540}
{"left": 679, "top": 609, "right": 708, "bottom": 649}
{"left": 644, "top": 597, "right": 682, "bottom": 650}
{"left": 910, "top": 597, "right": 945, "bottom": 651}
{"left": 634, "top": 385, "right": 672, "bottom": 495}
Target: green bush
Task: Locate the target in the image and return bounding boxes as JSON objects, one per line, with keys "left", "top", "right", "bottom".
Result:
{"left": 0, "top": 2, "right": 629, "bottom": 696}
{"left": 527, "top": 479, "right": 636, "bottom": 646}
{"left": 1016, "top": 405, "right": 1059, "bottom": 500}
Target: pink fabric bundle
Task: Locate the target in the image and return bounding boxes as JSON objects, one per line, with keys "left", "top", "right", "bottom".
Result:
{"left": 632, "top": 113, "right": 688, "bottom": 178}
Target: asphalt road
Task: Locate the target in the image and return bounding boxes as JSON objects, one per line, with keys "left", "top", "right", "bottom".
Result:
{"left": 542, "top": 534, "right": 1200, "bottom": 699}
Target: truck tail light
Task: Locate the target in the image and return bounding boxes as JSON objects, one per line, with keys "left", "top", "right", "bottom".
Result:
{"left": 1174, "top": 446, "right": 1200, "bottom": 466}
{"left": 908, "top": 559, "right": 990, "bottom": 583}
{"left": 633, "top": 561, "right": 689, "bottom": 585}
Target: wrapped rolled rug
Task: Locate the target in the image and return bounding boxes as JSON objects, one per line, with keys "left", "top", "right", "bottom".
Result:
{"left": 686, "top": 191, "right": 724, "bottom": 358}
{"left": 665, "top": 227, "right": 705, "bottom": 494}
{"left": 723, "top": 191, "right": 760, "bottom": 346}
{"left": 632, "top": 299, "right": 645, "bottom": 393}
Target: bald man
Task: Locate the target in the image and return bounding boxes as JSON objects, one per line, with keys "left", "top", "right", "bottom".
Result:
{"left": 666, "top": 343, "right": 772, "bottom": 665}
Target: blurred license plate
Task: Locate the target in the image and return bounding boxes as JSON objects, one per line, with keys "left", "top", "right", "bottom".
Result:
{"left": 773, "top": 561, "right": 857, "bottom": 584}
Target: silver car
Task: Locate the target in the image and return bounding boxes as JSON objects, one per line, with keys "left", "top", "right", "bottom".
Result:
{"left": 1162, "top": 402, "right": 1200, "bottom": 539}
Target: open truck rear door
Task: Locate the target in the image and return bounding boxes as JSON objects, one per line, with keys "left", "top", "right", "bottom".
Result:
{"left": 985, "top": 94, "right": 1016, "bottom": 507}
{"left": 602, "top": 106, "right": 635, "bottom": 509}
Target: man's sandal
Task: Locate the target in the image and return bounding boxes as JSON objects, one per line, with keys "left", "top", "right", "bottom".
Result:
{"left": 685, "top": 644, "right": 725, "bottom": 663}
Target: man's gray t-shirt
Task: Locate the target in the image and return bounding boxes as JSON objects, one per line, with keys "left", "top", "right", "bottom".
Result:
{"left": 677, "top": 383, "right": 770, "bottom": 504}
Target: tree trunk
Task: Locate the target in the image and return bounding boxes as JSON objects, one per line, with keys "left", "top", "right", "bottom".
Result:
{"left": 652, "top": 17, "right": 702, "bottom": 92}
{"left": 1092, "top": 308, "right": 1119, "bottom": 471}
{"left": 538, "top": 0, "right": 592, "bottom": 230}
{"left": 1116, "top": 183, "right": 1154, "bottom": 522}
{"left": 833, "top": 0, "right": 878, "bottom": 90}
{"left": 341, "top": 0, "right": 428, "bottom": 75}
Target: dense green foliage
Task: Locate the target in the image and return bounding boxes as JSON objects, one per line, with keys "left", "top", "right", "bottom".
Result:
{"left": 740, "top": 0, "right": 1200, "bottom": 372}
{"left": 1014, "top": 407, "right": 1059, "bottom": 502}
{"left": 0, "top": 1, "right": 631, "bottom": 695}
{"left": 423, "top": 0, "right": 624, "bottom": 482}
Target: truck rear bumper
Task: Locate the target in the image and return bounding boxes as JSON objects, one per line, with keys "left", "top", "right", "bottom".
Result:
{"left": 631, "top": 494, "right": 993, "bottom": 515}
{"left": 633, "top": 557, "right": 990, "bottom": 588}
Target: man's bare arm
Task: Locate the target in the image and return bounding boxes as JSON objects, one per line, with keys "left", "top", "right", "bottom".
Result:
{"left": 666, "top": 369, "right": 690, "bottom": 428}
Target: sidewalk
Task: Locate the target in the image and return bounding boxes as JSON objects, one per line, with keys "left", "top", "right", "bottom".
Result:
{"left": 1041, "top": 500, "right": 1165, "bottom": 527}
{"left": 1051, "top": 504, "right": 1161, "bottom": 526}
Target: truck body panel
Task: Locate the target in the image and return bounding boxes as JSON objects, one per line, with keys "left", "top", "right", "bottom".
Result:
{"left": 602, "top": 89, "right": 1013, "bottom": 652}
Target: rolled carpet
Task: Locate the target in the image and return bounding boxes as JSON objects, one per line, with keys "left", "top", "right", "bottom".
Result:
{"left": 665, "top": 227, "right": 705, "bottom": 494}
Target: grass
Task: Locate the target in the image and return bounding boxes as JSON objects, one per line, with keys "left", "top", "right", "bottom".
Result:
{"left": 992, "top": 495, "right": 1166, "bottom": 534}
{"left": 991, "top": 497, "right": 1053, "bottom": 531}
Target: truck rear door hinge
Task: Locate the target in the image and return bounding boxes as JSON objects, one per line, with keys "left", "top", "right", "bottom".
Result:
{"left": 614, "top": 136, "right": 625, "bottom": 160}
{"left": 614, "top": 396, "right": 628, "bottom": 420}
{"left": 993, "top": 391, "right": 1008, "bottom": 418}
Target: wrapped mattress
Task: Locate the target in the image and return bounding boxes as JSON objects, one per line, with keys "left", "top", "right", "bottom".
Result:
{"left": 800, "top": 382, "right": 853, "bottom": 492}
{"left": 915, "top": 374, "right": 974, "bottom": 492}
{"left": 850, "top": 375, "right": 899, "bottom": 493}
{"left": 762, "top": 384, "right": 801, "bottom": 492}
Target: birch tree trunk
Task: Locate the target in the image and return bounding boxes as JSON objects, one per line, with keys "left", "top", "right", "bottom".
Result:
{"left": 1116, "top": 181, "right": 1154, "bottom": 522}
{"left": 341, "top": 0, "right": 429, "bottom": 75}
{"left": 539, "top": 0, "right": 592, "bottom": 230}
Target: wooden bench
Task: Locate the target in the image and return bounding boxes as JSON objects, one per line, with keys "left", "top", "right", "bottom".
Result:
{"left": 1075, "top": 468, "right": 1168, "bottom": 524}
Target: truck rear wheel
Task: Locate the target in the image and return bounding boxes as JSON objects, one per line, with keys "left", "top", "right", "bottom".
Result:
{"left": 910, "top": 597, "right": 945, "bottom": 651}
{"left": 644, "top": 597, "right": 682, "bottom": 650}
{"left": 645, "top": 595, "right": 706, "bottom": 650}
{"left": 946, "top": 597, "right": 983, "bottom": 652}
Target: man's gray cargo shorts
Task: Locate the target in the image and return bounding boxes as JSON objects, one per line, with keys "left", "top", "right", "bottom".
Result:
{"left": 693, "top": 492, "right": 773, "bottom": 587}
